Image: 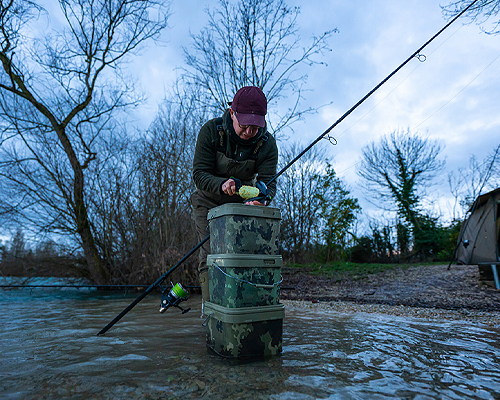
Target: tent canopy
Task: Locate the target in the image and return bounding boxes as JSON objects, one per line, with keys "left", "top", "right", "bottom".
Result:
{"left": 456, "top": 188, "right": 500, "bottom": 265}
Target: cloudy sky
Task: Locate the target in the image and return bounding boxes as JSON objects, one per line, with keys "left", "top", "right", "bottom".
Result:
{"left": 30, "top": 0, "right": 499, "bottom": 230}
{"left": 130, "top": 0, "right": 500, "bottom": 225}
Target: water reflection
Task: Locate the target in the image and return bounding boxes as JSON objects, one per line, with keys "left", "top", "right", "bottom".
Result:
{"left": 1, "top": 279, "right": 499, "bottom": 399}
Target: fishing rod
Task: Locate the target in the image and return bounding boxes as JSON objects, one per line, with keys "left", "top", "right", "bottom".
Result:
{"left": 97, "top": 234, "right": 209, "bottom": 335}
{"left": 97, "top": 1, "right": 478, "bottom": 335}
{"left": 266, "top": 0, "right": 479, "bottom": 188}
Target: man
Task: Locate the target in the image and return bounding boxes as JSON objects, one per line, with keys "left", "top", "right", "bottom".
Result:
{"left": 191, "top": 86, "right": 278, "bottom": 301}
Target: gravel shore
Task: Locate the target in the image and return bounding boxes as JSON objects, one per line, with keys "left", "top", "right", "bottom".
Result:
{"left": 280, "top": 264, "right": 500, "bottom": 327}
{"left": 281, "top": 300, "right": 500, "bottom": 327}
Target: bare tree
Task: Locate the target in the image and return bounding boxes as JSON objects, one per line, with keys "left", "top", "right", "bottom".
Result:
{"left": 275, "top": 143, "right": 325, "bottom": 261}
{"left": 274, "top": 143, "right": 359, "bottom": 263}
{"left": 0, "top": 0, "right": 170, "bottom": 283}
{"left": 358, "top": 130, "right": 449, "bottom": 259}
{"left": 182, "top": 0, "right": 336, "bottom": 135}
{"left": 448, "top": 143, "right": 500, "bottom": 217}
{"left": 442, "top": 0, "right": 500, "bottom": 34}
{"left": 82, "top": 85, "right": 206, "bottom": 284}
{"left": 357, "top": 129, "right": 445, "bottom": 225}
{"left": 123, "top": 88, "right": 203, "bottom": 284}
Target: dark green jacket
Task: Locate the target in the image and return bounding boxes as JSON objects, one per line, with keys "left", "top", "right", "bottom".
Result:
{"left": 193, "top": 109, "right": 278, "bottom": 200}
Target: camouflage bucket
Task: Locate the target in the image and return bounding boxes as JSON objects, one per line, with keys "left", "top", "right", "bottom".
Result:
{"left": 207, "top": 254, "right": 282, "bottom": 308}
{"left": 207, "top": 204, "right": 281, "bottom": 255}
{"left": 203, "top": 302, "right": 285, "bottom": 359}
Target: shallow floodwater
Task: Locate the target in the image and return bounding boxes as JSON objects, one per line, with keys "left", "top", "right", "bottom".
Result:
{"left": 1, "top": 278, "right": 499, "bottom": 399}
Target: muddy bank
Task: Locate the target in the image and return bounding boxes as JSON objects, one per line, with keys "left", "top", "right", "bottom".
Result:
{"left": 280, "top": 264, "right": 500, "bottom": 312}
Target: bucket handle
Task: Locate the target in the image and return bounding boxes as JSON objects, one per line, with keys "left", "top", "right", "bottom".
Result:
{"left": 201, "top": 313, "right": 214, "bottom": 327}
{"left": 212, "top": 263, "right": 283, "bottom": 288}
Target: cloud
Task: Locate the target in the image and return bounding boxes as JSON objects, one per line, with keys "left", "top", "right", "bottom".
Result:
{"left": 282, "top": 0, "right": 500, "bottom": 223}
{"left": 128, "top": 0, "right": 500, "bottom": 224}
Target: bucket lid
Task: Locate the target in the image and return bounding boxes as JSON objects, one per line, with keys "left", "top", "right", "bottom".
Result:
{"left": 207, "top": 203, "right": 281, "bottom": 220}
{"left": 207, "top": 254, "right": 282, "bottom": 268}
{"left": 204, "top": 302, "right": 285, "bottom": 324}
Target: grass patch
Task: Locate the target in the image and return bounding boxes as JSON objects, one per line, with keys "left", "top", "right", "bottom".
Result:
{"left": 285, "top": 261, "right": 443, "bottom": 279}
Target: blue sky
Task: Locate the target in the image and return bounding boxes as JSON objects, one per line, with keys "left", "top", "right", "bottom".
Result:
{"left": 131, "top": 0, "right": 500, "bottom": 225}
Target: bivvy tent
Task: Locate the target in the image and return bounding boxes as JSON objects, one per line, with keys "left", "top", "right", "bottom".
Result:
{"left": 456, "top": 188, "right": 500, "bottom": 289}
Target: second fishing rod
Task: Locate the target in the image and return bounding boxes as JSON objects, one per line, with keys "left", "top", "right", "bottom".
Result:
{"left": 97, "top": 0, "right": 479, "bottom": 335}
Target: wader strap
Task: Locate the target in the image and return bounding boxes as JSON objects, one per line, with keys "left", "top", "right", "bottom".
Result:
{"left": 216, "top": 118, "right": 226, "bottom": 152}
{"left": 249, "top": 132, "right": 268, "bottom": 160}
{"left": 216, "top": 117, "right": 268, "bottom": 160}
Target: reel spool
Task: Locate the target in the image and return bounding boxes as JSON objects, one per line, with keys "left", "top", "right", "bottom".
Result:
{"left": 159, "top": 283, "right": 191, "bottom": 314}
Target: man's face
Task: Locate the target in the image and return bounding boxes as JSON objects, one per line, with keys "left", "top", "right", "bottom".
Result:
{"left": 230, "top": 109, "right": 260, "bottom": 140}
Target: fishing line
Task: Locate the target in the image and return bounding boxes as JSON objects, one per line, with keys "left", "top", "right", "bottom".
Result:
{"left": 335, "top": 24, "right": 463, "bottom": 141}
{"left": 334, "top": 63, "right": 422, "bottom": 141}
{"left": 266, "top": 0, "right": 480, "bottom": 187}
{"left": 410, "top": 50, "right": 500, "bottom": 133}
{"left": 335, "top": 47, "right": 500, "bottom": 181}
{"left": 331, "top": 28, "right": 498, "bottom": 180}
{"left": 336, "top": 161, "right": 359, "bottom": 176}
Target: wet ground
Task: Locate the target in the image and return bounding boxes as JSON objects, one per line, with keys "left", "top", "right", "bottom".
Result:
{"left": 1, "top": 278, "right": 499, "bottom": 399}
{"left": 282, "top": 264, "right": 500, "bottom": 311}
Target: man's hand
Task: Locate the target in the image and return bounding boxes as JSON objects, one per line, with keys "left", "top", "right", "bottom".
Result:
{"left": 222, "top": 179, "right": 267, "bottom": 205}
{"left": 245, "top": 200, "right": 266, "bottom": 206}
{"left": 222, "top": 179, "right": 237, "bottom": 196}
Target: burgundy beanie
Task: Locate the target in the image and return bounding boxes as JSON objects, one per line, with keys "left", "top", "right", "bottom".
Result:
{"left": 230, "top": 86, "right": 267, "bottom": 128}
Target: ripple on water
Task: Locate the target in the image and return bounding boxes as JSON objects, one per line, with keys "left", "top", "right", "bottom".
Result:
{"left": 0, "top": 282, "right": 499, "bottom": 399}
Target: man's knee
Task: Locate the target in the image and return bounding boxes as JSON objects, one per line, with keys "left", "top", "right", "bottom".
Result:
{"left": 198, "top": 261, "right": 209, "bottom": 302}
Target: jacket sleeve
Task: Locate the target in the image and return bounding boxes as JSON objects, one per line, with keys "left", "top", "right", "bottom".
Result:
{"left": 192, "top": 120, "right": 226, "bottom": 194}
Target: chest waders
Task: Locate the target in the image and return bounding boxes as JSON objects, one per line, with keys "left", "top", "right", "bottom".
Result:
{"left": 215, "top": 118, "right": 268, "bottom": 185}
{"left": 195, "top": 119, "right": 269, "bottom": 303}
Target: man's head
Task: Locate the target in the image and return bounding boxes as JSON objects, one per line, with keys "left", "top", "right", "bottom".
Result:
{"left": 229, "top": 86, "right": 267, "bottom": 140}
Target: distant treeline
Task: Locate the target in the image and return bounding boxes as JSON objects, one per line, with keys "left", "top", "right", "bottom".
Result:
{"left": 1, "top": 0, "right": 499, "bottom": 285}
{"left": 0, "top": 186, "right": 462, "bottom": 284}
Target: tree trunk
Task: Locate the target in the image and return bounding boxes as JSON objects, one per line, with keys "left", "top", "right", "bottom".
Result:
{"left": 75, "top": 172, "right": 111, "bottom": 284}
{"left": 58, "top": 126, "right": 110, "bottom": 284}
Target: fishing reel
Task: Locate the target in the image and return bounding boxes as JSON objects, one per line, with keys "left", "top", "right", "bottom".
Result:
{"left": 159, "top": 283, "right": 191, "bottom": 314}
{"left": 233, "top": 178, "right": 271, "bottom": 204}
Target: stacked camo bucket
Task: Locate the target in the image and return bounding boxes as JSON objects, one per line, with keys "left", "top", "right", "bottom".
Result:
{"left": 204, "top": 203, "right": 284, "bottom": 359}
